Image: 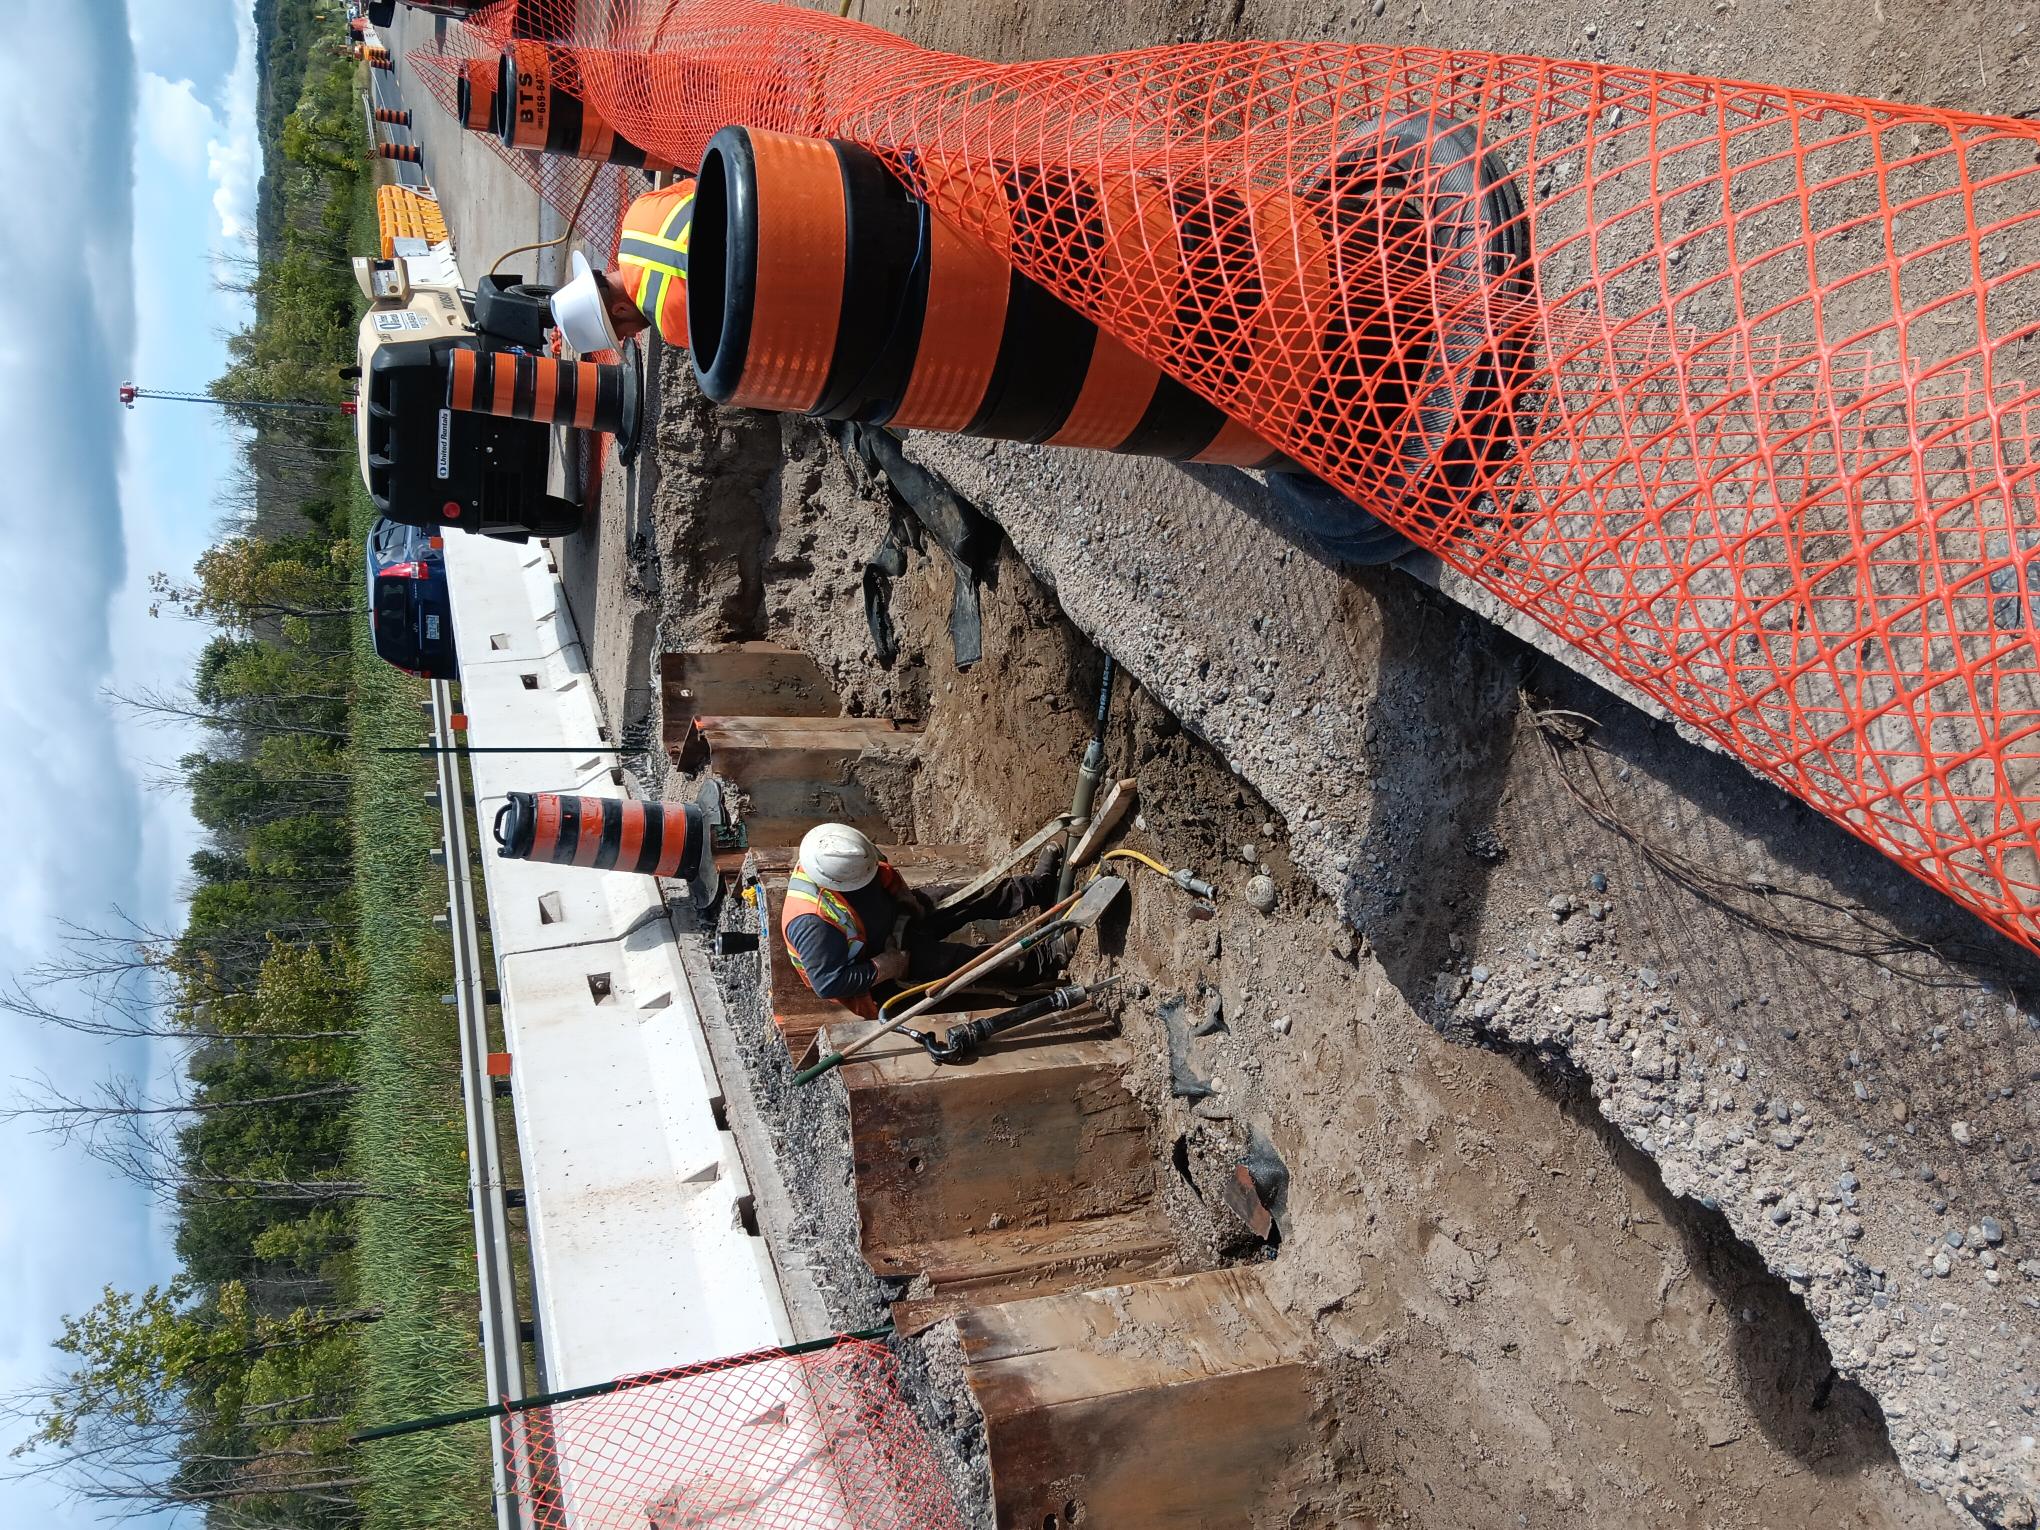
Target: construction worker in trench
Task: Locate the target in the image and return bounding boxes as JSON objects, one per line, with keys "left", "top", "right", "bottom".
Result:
{"left": 782, "top": 823, "right": 1066, "bottom": 1020}
{"left": 549, "top": 177, "right": 694, "bottom": 353}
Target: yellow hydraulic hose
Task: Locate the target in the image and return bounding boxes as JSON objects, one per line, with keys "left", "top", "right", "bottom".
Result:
{"left": 1098, "top": 847, "right": 1174, "bottom": 880}
{"left": 1098, "top": 847, "right": 1217, "bottom": 899}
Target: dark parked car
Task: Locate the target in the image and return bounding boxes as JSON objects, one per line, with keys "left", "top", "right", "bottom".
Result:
{"left": 366, "top": 517, "right": 457, "bottom": 678}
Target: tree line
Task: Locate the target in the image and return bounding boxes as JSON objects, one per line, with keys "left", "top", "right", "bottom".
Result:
{"left": 7, "top": 7, "right": 393, "bottom": 1524}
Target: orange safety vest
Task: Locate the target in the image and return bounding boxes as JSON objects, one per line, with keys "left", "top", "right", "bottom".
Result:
{"left": 780, "top": 860, "right": 912, "bottom": 1019}
{"left": 617, "top": 180, "right": 694, "bottom": 349}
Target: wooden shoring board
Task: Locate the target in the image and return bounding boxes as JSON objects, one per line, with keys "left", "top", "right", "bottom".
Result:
{"left": 829, "top": 1016, "right": 1185, "bottom": 1327}
{"left": 837, "top": 1021, "right": 1150, "bottom": 1256}
{"left": 886, "top": 1209, "right": 1181, "bottom": 1335}
{"left": 659, "top": 644, "right": 838, "bottom": 757}
{"left": 747, "top": 843, "right": 984, "bottom": 880}
{"left": 956, "top": 1267, "right": 1320, "bottom": 1530}
{"left": 693, "top": 715, "right": 918, "bottom": 786}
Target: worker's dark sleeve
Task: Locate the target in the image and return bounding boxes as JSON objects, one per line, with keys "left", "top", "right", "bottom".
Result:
{"left": 918, "top": 874, "right": 1056, "bottom": 939}
{"left": 785, "top": 912, "right": 876, "bottom": 1000}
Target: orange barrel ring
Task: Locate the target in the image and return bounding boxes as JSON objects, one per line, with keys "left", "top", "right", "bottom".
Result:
{"left": 689, "top": 125, "right": 1290, "bottom": 468}
{"left": 494, "top": 41, "right": 678, "bottom": 171}
{"left": 445, "top": 349, "right": 642, "bottom": 457}
{"left": 456, "top": 57, "right": 497, "bottom": 134}
{"left": 689, "top": 125, "right": 848, "bottom": 413}
{"left": 493, "top": 794, "right": 719, "bottom": 905}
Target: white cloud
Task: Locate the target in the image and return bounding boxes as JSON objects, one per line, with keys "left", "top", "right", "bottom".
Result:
{"left": 207, "top": 2, "right": 259, "bottom": 240}
{"left": 0, "top": 6, "right": 256, "bottom": 1523}
{"left": 139, "top": 72, "right": 211, "bottom": 176}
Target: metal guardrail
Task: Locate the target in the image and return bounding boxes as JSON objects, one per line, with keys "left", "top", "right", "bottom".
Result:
{"left": 429, "top": 683, "right": 530, "bottom": 1530}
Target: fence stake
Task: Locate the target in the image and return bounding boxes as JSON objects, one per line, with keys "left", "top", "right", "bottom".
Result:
{"left": 349, "top": 1327, "right": 895, "bottom": 1444}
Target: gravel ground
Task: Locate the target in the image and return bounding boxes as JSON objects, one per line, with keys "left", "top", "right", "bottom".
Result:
{"left": 699, "top": 825, "right": 995, "bottom": 1527}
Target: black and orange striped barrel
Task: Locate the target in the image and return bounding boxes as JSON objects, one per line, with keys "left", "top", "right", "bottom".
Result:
{"left": 493, "top": 794, "right": 715, "bottom": 901}
{"left": 456, "top": 58, "right": 497, "bottom": 134}
{"left": 445, "top": 349, "right": 640, "bottom": 447}
{"left": 375, "top": 107, "right": 412, "bottom": 126}
{"left": 378, "top": 142, "right": 421, "bottom": 164}
{"left": 493, "top": 41, "right": 679, "bottom": 172}
{"left": 687, "top": 125, "right": 1291, "bottom": 469}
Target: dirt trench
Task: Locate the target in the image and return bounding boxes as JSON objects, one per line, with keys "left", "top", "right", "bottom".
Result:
{"left": 545, "top": 6, "right": 2040, "bottom": 1521}
{"left": 553, "top": 345, "right": 1999, "bottom": 1528}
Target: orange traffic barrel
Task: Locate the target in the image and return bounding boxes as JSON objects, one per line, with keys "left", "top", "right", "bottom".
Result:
{"left": 687, "top": 125, "right": 1290, "bottom": 468}
{"left": 378, "top": 142, "right": 421, "bottom": 163}
{"left": 493, "top": 794, "right": 718, "bottom": 906}
{"left": 455, "top": 57, "right": 497, "bottom": 133}
{"left": 493, "top": 40, "right": 678, "bottom": 171}
{"left": 444, "top": 349, "right": 643, "bottom": 458}
{"left": 375, "top": 107, "right": 412, "bottom": 126}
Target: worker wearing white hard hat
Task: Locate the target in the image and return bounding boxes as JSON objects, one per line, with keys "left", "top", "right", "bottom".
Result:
{"left": 551, "top": 178, "right": 695, "bottom": 355}
{"left": 780, "top": 822, "right": 1063, "bottom": 1018}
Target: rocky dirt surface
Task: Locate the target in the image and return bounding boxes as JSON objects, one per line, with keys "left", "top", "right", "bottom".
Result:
{"left": 904, "top": 425, "right": 2038, "bottom": 1525}
{"left": 530, "top": 4, "right": 2040, "bottom": 1525}
{"left": 832, "top": 14, "right": 2040, "bottom": 1520}
{"left": 697, "top": 895, "right": 1000, "bottom": 1530}
{"left": 557, "top": 351, "right": 1989, "bottom": 1527}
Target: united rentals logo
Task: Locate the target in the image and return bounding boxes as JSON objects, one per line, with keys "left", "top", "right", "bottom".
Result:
{"left": 436, "top": 408, "right": 452, "bottom": 479}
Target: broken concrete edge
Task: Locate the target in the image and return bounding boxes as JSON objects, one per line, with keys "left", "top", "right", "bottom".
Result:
{"left": 669, "top": 901, "right": 841, "bottom": 1340}
{"left": 1398, "top": 548, "right": 1725, "bottom": 757}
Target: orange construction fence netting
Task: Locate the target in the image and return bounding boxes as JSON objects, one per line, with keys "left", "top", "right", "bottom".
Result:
{"left": 510, "top": 1339, "right": 960, "bottom": 1529}
{"left": 450, "top": 1, "right": 2040, "bottom": 958}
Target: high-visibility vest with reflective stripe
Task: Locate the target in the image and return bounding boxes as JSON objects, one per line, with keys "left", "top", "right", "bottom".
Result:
{"left": 780, "top": 860, "right": 909, "bottom": 1018}
{"left": 617, "top": 180, "right": 694, "bottom": 348}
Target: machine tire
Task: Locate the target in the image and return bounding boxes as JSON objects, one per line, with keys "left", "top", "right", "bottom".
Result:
{"left": 473, "top": 277, "right": 558, "bottom": 349}
{"left": 527, "top": 495, "right": 584, "bottom": 538}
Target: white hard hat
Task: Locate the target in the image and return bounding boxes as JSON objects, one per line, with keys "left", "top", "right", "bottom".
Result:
{"left": 798, "top": 823, "right": 880, "bottom": 892}
{"left": 551, "top": 251, "right": 619, "bottom": 355}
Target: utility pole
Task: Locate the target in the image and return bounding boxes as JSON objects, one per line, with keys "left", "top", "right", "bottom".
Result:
{"left": 118, "top": 383, "right": 357, "bottom": 417}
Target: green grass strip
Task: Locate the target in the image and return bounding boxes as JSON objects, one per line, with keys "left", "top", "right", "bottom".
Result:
{"left": 343, "top": 165, "right": 493, "bottom": 1529}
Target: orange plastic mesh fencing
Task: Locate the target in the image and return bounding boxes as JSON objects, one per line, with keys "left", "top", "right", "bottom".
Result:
{"left": 466, "top": 0, "right": 2040, "bottom": 956}
{"left": 510, "top": 1340, "right": 961, "bottom": 1529}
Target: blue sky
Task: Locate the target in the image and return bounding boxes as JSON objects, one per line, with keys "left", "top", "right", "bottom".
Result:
{"left": 0, "top": 1, "right": 258, "bottom": 1522}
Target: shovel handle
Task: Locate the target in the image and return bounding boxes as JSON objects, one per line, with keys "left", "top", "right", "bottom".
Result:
{"left": 792, "top": 1052, "right": 845, "bottom": 1086}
